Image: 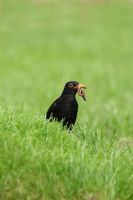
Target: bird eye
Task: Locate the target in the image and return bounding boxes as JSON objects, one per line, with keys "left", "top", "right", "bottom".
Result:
{"left": 69, "top": 83, "right": 73, "bottom": 88}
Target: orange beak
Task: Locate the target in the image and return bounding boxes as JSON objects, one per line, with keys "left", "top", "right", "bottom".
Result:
{"left": 77, "top": 84, "right": 86, "bottom": 90}
{"left": 74, "top": 83, "right": 86, "bottom": 101}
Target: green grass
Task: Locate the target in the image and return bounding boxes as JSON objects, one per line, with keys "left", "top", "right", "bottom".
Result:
{"left": 0, "top": 0, "right": 133, "bottom": 199}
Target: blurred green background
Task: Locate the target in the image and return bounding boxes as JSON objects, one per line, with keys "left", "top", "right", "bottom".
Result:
{"left": 0, "top": 0, "right": 133, "bottom": 127}
{"left": 0, "top": 1, "right": 133, "bottom": 200}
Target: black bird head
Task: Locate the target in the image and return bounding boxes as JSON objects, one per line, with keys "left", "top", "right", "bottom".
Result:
{"left": 61, "top": 81, "right": 86, "bottom": 101}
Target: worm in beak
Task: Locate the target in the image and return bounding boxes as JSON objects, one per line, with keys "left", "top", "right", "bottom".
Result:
{"left": 76, "top": 84, "right": 86, "bottom": 101}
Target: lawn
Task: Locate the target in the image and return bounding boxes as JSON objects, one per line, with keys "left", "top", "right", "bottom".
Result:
{"left": 0, "top": 0, "right": 133, "bottom": 199}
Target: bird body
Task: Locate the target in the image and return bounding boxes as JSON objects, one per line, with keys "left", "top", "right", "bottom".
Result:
{"left": 46, "top": 81, "right": 86, "bottom": 130}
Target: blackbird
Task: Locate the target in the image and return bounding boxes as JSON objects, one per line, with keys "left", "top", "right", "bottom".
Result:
{"left": 46, "top": 81, "right": 86, "bottom": 130}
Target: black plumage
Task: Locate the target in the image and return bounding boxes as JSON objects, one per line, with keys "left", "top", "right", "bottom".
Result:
{"left": 46, "top": 81, "right": 86, "bottom": 130}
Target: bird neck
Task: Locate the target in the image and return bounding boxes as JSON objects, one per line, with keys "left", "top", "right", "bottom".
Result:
{"left": 61, "top": 88, "right": 77, "bottom": 97}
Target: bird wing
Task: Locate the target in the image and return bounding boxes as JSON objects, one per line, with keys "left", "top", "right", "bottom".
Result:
{"left": 46, "top": 98, "right": 59, "bottom": 120}
{"left": 46, "top": 95, "right": 78, "bottom": 126}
